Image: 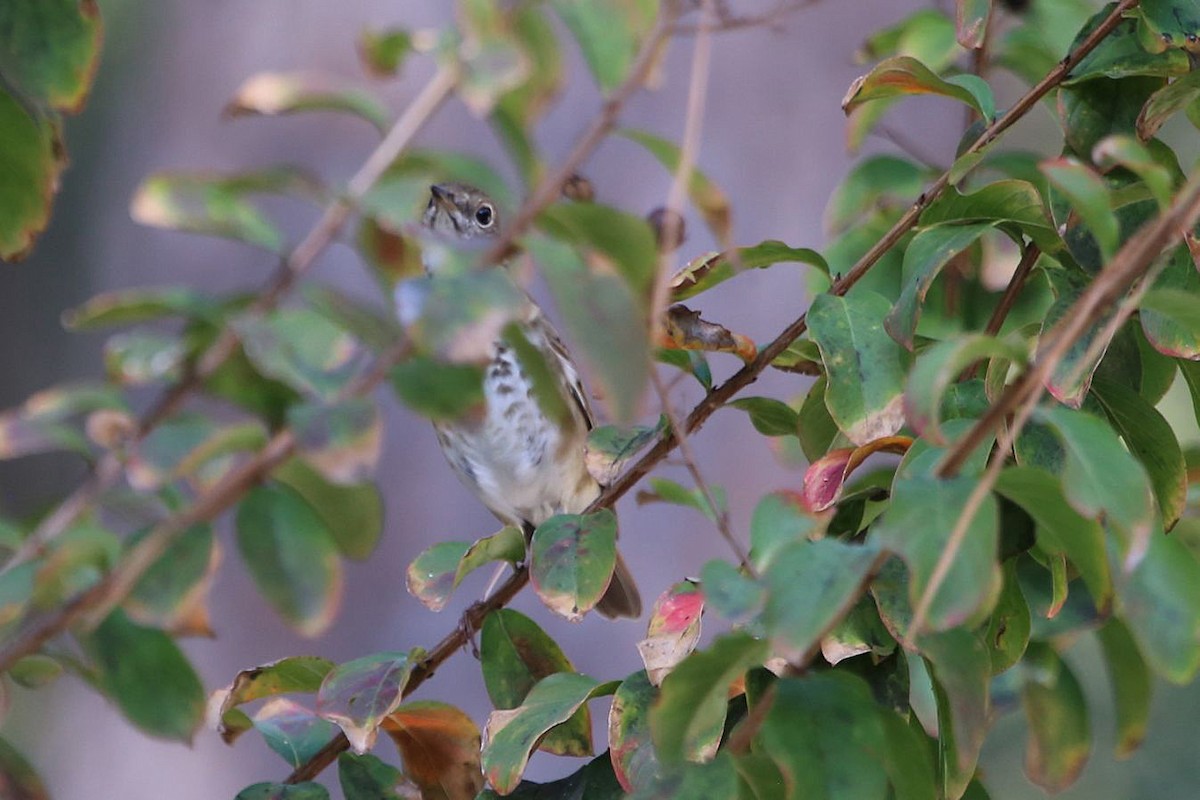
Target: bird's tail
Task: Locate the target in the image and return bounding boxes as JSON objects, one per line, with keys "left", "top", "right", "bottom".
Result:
{"left": 596, "top": 551, "right": 642, "bottom": 619}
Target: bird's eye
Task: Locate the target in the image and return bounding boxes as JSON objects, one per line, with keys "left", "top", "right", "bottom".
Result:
{"left": 475, "top": 204, "right": 494, "bottom": 227}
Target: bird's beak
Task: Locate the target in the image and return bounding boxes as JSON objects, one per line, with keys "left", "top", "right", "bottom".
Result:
{"left": 429, "top": 184, "right": 456, "bottom": 213}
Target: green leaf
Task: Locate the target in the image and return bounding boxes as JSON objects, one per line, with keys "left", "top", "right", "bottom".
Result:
{"left": 825, "top": 155, "right": 930, "bottom": 235}
{"left": 1019, "top": 642, "right": 1091, "bottom": 793}
{"left": 529, "top": 511, "right": 618, "bottom": 621}
{"left": 0, "top": 87, "right": 65, "bottom": 260}
{"left": 986, "top": 560, "right": 1031, "bottom": 675}
{"left": 83, "top": 610, "right": 205, "bottom": 742}
{"left": 651, "top": 632, "right": 768, "bottom": 763}
{"left": 995, "top": 467, "right": 1111, "bottom": 611}
{"left": 214, "top": 656, "right": 335, "bottom": 723}
{"left": 125, "top": 523, "right": 217, "bottom": 635}
{"left": 131, "top": 168, "right": 322, "bottom": 253}
{"left": 749, "top": 490, "right": 821, "bottom": 572}
{"left": 1038, "top": 286, "right": 1112, "bottom": 406}
{"left": 390, "top": 356, "right": 485, "bottom": 420}
{"left": 881, "top": 712, "right": 937, "bottom": 800}
{"left": 528, "top": 235, "right": 648, "bottom": 423}
{"left": 762, "top": 539, "right": 882, "bottom": 661}
{"left": 480, "top": 608, "right": 592, "bottom": 757}
{"left": 9, "top": 654, "right": 64, "bottom": 689}
{"left": 317, "top": 650, "right": 420, "bottom": 753}
{"left": 538, "top": 201, "right": 658, "bottom": 296}
{"left": 956, "top": 0, "right": 991, "bottom": 49}
{"left": 1090, "top": 377, "right": 1186, "bottom": 530}
{"left": 253, "top": 698, "right": 341, "bottom": 769}
{"left": 357, "top": 27, "right": 412, "bottom": 77}
{"left": 549, "top": 0, "right": 655, "bottom": 93}
{"left": 669, "top": 241, "right": 828, "bottom": 301}
{"left": 872, "top": 466, "right": 1000, "bottom": 632}
{"left": 585, "top": 419, "right": 664, "bottom": 486}
{"left": 904, "top": 334, "right": 1027, "bottom": 443}
{"left": 1092, "top": 135, "right": 1176, "bottom": 210}
{"left": 756, "top": 673, "right": 888, "bottom": 800}
{"left": 224, "top": 71, "right": 388, "bottom": 132}
{"left": 63, "top": 286, "right": 216, "bottom": 330}
{"left": 699, "top": 558, "right": 764, "bottom": 622}
{"left": 620, "top": 128, "right": 732, "bottom": 241}
{"left": 1118, "top": 531, "right": 1200, "bottom": 683}
{"left": 1138, "top": 68, "right": 1200, "bottom": 139}
{"left": 234, "top": 308, "right": 366, "bottom": 401}
{"left": 287, "top": 397, "right": 382, "bottom": 486}
{"left": 1036, "top": 405, "right": 1157, "bottom": 571}
{"left": 478, "top": 754, "right": 623, "bottom": 799}
{"left": 0, "top": 0, "right": 103, "bottom": 112}
{"left": 1041, "top": 158, "right": 1119, "bottom": 262}
{"left": 842, "top": 55, "right": 995, "bottom": 121}
{"left": 1140, "top": 249, "right": 1200, "bottom": 358}
{"left": 236, "top": 484, "right": 342, "bottom": 637}
{"left": 482, "top": 672, "right": 617, "bottom": 794}
{"left": 1059, "top": 76, "right": 1164, "bottom": 160}
{"left": 103, "top": 330, "right": 185, "bottom": 386}
{"left": 610, "top": 670, "right": 678, "bottom": 794}
{"left": 919, "top": 180, "right": 1061, "bottom": 253}
{"left": 451, "top": 0, "right": 532, "bottom": 116}
{"left": 1067, "top": 5, "right": 1190, "bottom": 79}
{"left": 728, "top": 397, "right": 799, "bottom": 437}
{"left": 638, "top": 477, "right": 726, "bottom": 524}
{"left": 338, "top": 752, "right": 405, "bottom": 800}
{"left": 273, "top": 459, "right": 384, "bottom": 561}
{"left": 1134, "top": 0, "right": 1200, "bottom": 54}
{"left": 885, "top": 223, "right": 994, "bottom": 349}
{"left": 798, "top": 375, "right": 840, "bottom": 462}
{"left": 235, "top": 783, "right": 329, "bottom": 800}
{"left": 921, "top": 629, "right": 990, "bottom": 800}
{"left": 1096, "top": 619, "right": 1152, "bottom": 758}
{"left": 406, "top": 526, "right": 524, "bottom": 612}
{"left": 808, "top": 292, "right": 908, "bottom": 446}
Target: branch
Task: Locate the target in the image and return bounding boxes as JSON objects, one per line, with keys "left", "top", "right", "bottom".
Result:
{"left": 1, "top": 67, "right": 457, "bottom": 578}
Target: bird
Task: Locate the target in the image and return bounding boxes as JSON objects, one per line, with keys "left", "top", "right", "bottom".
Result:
{"left": 418, "top": 182, "right": 642, "bottom": 619}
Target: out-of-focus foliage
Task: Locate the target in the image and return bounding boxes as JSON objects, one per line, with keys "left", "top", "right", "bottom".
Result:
{"left": 4, "top": 0, "right": 1200, "bottom": 798}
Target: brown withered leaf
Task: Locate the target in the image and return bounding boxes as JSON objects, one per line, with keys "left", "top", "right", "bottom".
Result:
{"left": 384, "top": 701, "right": 484, "bottom": 800}
{"left": 658, "top": 304, "right": 756, "bottom": 363}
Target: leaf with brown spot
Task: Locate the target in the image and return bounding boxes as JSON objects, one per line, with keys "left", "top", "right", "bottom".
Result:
{"left": 225, "top": 71, "right": 388, "bottom": 132}
{"left": 317, "top": 650, "right": 422, "bottom": 754}
{"left": 659, "top": 305, "right": 756, "bottom": 362}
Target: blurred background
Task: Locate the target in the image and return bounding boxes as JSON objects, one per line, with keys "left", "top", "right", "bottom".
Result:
{"left": 3, "top": 0, "right": 1200, "bottom": 797}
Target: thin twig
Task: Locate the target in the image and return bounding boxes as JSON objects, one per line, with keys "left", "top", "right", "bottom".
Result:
{"left": 1, "top": 67, "right": 457, "bottom": 578}
{"left": 650, "top": 370, "right": 750, "bottom": 570}
{"left": 959, "top": 242, "right": 1041, "bottom": 381}
{"left": 671, "top": 0, "right": 821, "bottom": 34}
{"left": 650, "top": 0, "right": 715, "bottom": 334}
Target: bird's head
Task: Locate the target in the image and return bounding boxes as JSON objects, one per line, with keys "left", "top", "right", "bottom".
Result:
{"left": 421, "top": 183, "right": 500, "bottom": 240}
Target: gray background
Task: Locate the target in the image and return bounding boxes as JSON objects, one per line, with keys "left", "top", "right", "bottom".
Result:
{"left": 3, "top": 1, "right": 1199, "bottom": 798}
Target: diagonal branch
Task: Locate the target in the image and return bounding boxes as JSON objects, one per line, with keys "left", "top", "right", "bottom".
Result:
{"left": 1, "top": 67, "right": 457, "bottom": 578}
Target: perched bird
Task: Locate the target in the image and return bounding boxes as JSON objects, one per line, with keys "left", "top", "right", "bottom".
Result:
{"left": 419, "top": 182, "right": 642, "bottom": 619}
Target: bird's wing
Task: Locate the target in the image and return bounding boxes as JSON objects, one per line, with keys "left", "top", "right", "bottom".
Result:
{"left": 527, "top": 306, "right": 596, "bottom": 433}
